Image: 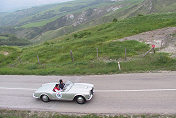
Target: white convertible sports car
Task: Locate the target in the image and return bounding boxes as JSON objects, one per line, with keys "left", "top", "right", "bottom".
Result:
{"left": 33, "top": 80, "right": 94, "bottom": 104}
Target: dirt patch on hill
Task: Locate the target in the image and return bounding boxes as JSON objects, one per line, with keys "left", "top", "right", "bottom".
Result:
{"left": 0, "top": 51, "right": 9, "bottom": 56}
{"left": 117, "top": 27, "right": 176, "bottom": 57}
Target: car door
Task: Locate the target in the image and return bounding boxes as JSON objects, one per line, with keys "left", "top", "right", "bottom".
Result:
{"left": 50, "top": 90, "right": 66, "bottom": 100}
{"left": 55, "top": 90, "right": 74, "bottom": 101}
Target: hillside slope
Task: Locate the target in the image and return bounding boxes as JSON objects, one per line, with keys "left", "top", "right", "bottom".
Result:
{"left": 27, "top": 0, "right": 176, "bottom": 43}
{"left": 26, "top": 0, "right": 176, "bottom": 43}
{"left": 0, "top": 0, "right": 143, "bottom": 42}
{"left": 0, "top": 13, "right": 176, "bottom": 75}
{"left": 1, "top": 0, "right": 176, "bottom": 45}
{"left": 126, "top": 0, "right": 176, "bottom": 17}
{"left": 0, "top": 34, "right": 30, "bottom": 46}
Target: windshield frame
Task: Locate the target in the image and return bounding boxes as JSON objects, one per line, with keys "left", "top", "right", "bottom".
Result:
{"left": 63, "top": 80, "right": 74, "bottom": 92}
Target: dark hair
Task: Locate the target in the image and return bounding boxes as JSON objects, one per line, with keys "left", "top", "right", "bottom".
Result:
{"left": 59, "top": 79, "right": 63, "bottom": 83}
{"left": 55, "top": 84, "right": 59, "bottom": 87}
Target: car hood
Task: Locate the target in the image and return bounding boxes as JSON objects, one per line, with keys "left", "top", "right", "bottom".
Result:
{"left": 68, "top": 83, "right": 94, "bottom": 93}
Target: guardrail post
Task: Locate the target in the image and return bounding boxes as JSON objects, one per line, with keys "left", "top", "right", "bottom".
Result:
{"left": 70, "top": 50, "right": 74, "bottom": 62}
{"left": 37, "top": 55, "right": 40, "bottom": 64}
{"left": 118, "top": 62, "right": 121, "bottom": 71}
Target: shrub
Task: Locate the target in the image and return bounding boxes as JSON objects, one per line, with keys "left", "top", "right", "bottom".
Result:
{"left": 113, "top": 18, "right": 117, "bottom": 22}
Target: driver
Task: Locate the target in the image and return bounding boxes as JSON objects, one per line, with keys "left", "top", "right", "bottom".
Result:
{"left": 59, "top": 79, "right": 65, "bottom": 90}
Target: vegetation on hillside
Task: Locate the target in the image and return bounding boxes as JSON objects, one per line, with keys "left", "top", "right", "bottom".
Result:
{"left": 0, "top": 34, "right": 31, "bottom": 46}
{"left": 0, "top": 0, "right": 146, "bottom": 43}
{"left": 27, "top": 0, "right": 176, "bottom": 43}
{"left": 0, "top": 46, "right": 21, "bottom": 66}
{"left": 0, "top": 0, "right": 124, "bottom": 27}
{"left": 1, "top": 0, "right": 176, "bottom": 44}
{"left": 0, "top": 13, "right": 176, "bottom": 75}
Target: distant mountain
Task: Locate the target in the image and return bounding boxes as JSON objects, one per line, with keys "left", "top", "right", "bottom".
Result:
{"left": 0, "top": 0, "right": 143, "bottom": 41}
{"left": 0, "top": 0, "right": 74, "bottom": 12}
{"left": 0, "top": 0, "right": 176, "bottom": 45}
{"left": 31, "top": 0, "right": 176, "bottom": 43}
{"left": 0, "top": 4, "right": 60, "bottom": 27}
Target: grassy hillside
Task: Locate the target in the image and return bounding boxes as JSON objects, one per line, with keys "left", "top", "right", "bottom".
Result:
{"left": 137, "top": 0, "right": 176, "bottom": 14}
{"left": 0, "top": 46, "right": 21, "bottom": 67}
{"left": 1, "top": 0, "right": 176, "bottom": 45}
{"left": 0, "top": 0, "right": 145, "bottom": 42}
{"left": 0, "top": 34, "right": 31, "bottom": 46}
{"left": 0, "top": 12, "right": 176, "bottom": 75}
{"left": 30, "top": 0, "right": 176, "bottom": 43}
{"left": 31, "top": 0, "right": 144, "bottom": 43}
{"left": 0, "top": 0, "right": 122, "bottom": 27}
{"left": 16, "top": 0, "right": 176, "bottom": 29}
{"left": 99, "top": 0, "right": 176, "bottom": 23}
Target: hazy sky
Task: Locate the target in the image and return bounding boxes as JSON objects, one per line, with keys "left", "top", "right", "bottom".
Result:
{"left": 0, "top": 0, "right": 74, "bottom": 12}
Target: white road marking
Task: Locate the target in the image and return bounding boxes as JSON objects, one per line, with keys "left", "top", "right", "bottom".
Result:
{"left": 0, "top": 87, "right": 176, "bottom": 92}
{"left": 96, "top": 89, "right": 176, "bottom": 92}
{"left": 0, "top": 87, "right": 37, "bottom": 91}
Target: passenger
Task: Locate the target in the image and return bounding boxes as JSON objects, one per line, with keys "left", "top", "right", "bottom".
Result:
{"left": 53, "top": 84, "right": 60, "bottom": 92}
{"left": 59, "top": 79, "right": 65, "bottom": 90}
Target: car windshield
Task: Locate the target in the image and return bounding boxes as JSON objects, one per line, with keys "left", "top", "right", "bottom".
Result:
{"left": 63, "top": 80, "right": 74, "bottom": 92}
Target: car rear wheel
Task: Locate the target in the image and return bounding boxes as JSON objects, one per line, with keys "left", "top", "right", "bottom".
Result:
{"left": 76, "top": 96, "right": 86, "bottom": 104}
{"left": 41, "top": 95, "right": 50, "bottom": 102}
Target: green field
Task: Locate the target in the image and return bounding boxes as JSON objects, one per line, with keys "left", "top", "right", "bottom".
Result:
{"left": 0, "top": 13, "right": 176, "bottom": 75}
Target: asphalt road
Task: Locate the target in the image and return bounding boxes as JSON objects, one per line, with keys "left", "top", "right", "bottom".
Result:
{"left": 0, "top": 72, "right": 176, "bottom": 114}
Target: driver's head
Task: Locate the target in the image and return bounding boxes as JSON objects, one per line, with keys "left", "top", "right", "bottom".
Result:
{"left": 59, "top": 79, "right": 63, "bottom": 84}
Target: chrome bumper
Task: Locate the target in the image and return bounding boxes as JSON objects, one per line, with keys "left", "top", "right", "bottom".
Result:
{"left": 33, "top": 93, "right": 39, "bottom": 99}
{"left": 87, "top": 94, "right": 93, "bottom": 101}
{"left": 87, "top": 88, "right": 94, "bottom": 101}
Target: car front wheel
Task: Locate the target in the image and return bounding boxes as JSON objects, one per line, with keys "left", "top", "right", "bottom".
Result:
{"left": 76, "top": 96, "right": 86, "bottom": 104}
{"left": 41, "top": 95, "right": 50, "bottom": 102}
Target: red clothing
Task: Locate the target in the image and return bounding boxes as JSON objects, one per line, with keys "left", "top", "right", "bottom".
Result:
{"left": 53, "top": 87, "right": 60, "bottom": 92}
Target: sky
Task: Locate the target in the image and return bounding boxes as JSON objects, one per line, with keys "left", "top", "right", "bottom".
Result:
{"left": 0, "top": 0, "right": 74, "bottom": 12}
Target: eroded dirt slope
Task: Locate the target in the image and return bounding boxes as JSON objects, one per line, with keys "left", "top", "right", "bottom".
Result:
{"left": 118, "top": 27, "right": 176, "bottom": 57}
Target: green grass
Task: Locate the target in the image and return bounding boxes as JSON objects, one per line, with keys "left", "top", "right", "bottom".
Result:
{"left": 0, "top": 46, "right": 21, "bottom": 67}
{"left": 21, "top": 17, "right": 59, "bottom": 28}
{"left": 0, "top": 13, "right": 176, "bottom": 75}
{"left": 0, "top": 53, "right": 175, "bottom": 75}
{"left": 0, "top": 34, "right": 31, "bottom": 46}
{"left": 0, "top": 36, "right": 8, "bottom": 39}
{"left": 1, "top": 110, "right": 176, "bottom": 118}
{"left": 152, "top": 0, "right": 176, "bottom": 13}
{"left": 1, "top": 109, "right": 176, "bottom": 118}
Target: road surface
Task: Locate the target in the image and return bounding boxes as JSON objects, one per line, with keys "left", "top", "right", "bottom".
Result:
{"left": 0, "top": 72, "right": 176, "bottom": 114}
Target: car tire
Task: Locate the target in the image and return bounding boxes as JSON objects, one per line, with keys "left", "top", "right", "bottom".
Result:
{"left": 75, "top": 96, "right": 86, "bottom": 104}
{"left": 41, "top": 95, "right": 50, "bottom": 102}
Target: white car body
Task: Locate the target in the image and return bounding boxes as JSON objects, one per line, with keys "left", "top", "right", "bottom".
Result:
{"left": 33, "top": 81, "right": 94, "bottom": 104}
